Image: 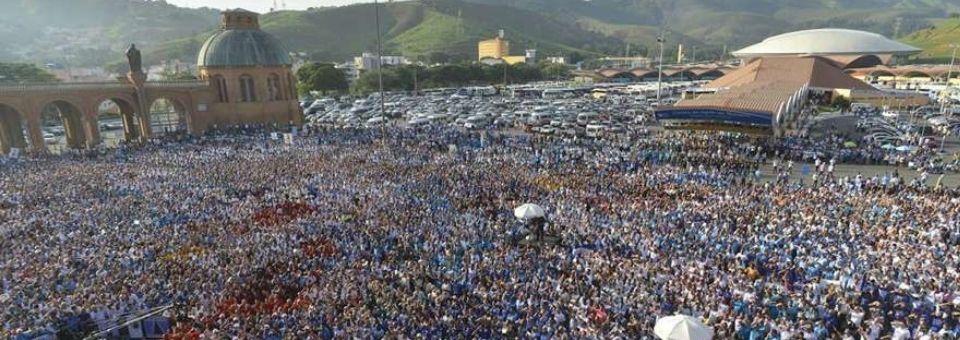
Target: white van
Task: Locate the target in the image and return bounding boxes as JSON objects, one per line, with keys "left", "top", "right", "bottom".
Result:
{"left": 577, "top": 112, "right": 599, "bottom": 125}
{"left": 365, "top": 116, "right": 386, "bottom": 128}
{"left": 529, "top": 112, "right": 554, "bottom": 126}
{"left": 408, "top": 118, "right": 431, "bottom": 127}
{"left": 586, "top": 124, "right": 606, "bottom": 138}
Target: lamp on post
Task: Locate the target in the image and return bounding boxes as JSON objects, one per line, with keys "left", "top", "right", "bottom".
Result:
{"left": 940, "top": 44, "right": 958, "bottom": 116}
{"left": 374, "top": 0, "right": 387, "bottom": 146}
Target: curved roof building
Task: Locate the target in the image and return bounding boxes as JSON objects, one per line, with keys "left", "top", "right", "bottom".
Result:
{"left": 197, "top": 9, "right": 291, "bottom": 67}
{"left": 194, "top": 9, "right": 303, "bottom": 129}
{"left": 732, "top": 29, "right": 920, "bottom": 68}
{"left": 733, "top": 29, "right": 920, "bottom": 58}
{"left": 198, "top": 30, "right": 291, "bottom": 67}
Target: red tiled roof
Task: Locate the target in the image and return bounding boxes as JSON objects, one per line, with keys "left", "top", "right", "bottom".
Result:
{"left": 675, "top": 56, "right": 875, "bottom": 114}
{"left": 706, "top": 56, "right": 874, "bottom": 90}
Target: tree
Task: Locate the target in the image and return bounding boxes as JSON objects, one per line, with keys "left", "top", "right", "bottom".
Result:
{"left": 0, "top": 63, "right": 56, "bottom": 83}
{"left": 539, "top": 62, "right": 571, "bottom": 80}
{"left": 159, "top": 70, "right": 197, "bottom": 80}
{"left": 831, "top": 96, "right": 851, "bottom": 111}
{"left": 354, "top": 69, "right": 396, "bottom": 94}
{"left": 297, "top": 63, "right": 348, "bottom": 95}
{"left": 427, "top": 52, "right": 451, "bottom": 65}
{"left": 567, "top": 52, "right": 586, "bottom": 65}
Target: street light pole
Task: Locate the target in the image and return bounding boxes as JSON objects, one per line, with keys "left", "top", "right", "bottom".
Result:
{"left": 374, "top": 0, "right": 386, "bottom": 119}
{"left": 503, "top": 61, "right": 508, "bottom": 85}
{"left": 940, "top": 44, "right": 958, "bottom": 116}
{"left": 413, "top": 66, "right": 418, "bottom": 95}
{"left": 940, "top": 126, "right": 948, "bottom": 153}
{"left": 656, "top": 34, "right": 665, "bottom": 105}
{"left": 374, "top": 0, "right": 387, "bottom": 146}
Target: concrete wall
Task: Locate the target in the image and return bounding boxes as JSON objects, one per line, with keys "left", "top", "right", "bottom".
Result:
{"left": 197, "top": 65, "right": 303, "bottom": 132}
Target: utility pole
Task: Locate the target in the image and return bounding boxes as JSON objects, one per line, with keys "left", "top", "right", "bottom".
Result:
{"left": 503, "top": 61, "right": 508, "bottom": 85}
{"left": 374, "top": 0, "right": 387, "bottom": 144}
{"left": 656, "top": 33, "right": 665, "bottom": 105}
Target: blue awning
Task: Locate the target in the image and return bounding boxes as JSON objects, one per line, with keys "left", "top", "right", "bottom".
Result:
{"left": 655, "top": 107, "right": 773, "bottom": 127}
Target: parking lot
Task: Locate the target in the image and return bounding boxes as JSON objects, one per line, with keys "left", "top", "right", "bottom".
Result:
{"left": 301, "top": 85, "right": 960, "bottom": 186}
{"left": 300, "top": 84, "right": 696, "bottom": 138}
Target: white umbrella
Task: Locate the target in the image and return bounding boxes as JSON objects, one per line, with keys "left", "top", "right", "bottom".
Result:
{"left": 513, "top": 203, "right": 545, "bottom": 220}
{"left": 654, "top": 315, "right": 713, "bottom": 340}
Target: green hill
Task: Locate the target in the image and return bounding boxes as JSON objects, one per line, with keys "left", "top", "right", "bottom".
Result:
{"left": 146, "top": 0, "right": 623, "bottom": 65}
{"left": 466, "top": 0, "right": 956, "bottom": 51}
{"left": 900, "top": 18, "right": 960, "bottom": 62}
{"left": 0, "top": 0, "right": 219, "bottom": 66}
{"left": 4, "top": 0, "right": 960, "bottom": 68}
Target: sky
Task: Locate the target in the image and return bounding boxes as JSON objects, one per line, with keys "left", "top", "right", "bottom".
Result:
{"left": 164, "top": 0, "right": 373, "bottom": 13}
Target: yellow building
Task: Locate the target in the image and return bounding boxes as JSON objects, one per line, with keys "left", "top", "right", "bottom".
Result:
{"left": 478, "top": 31, "right": 535, "bottom": 65}
{"left": 478, "top": 36, "right": 509, "bottom": 60}
{"left": 502, "top": 56, "right": 527, "bottom": 65}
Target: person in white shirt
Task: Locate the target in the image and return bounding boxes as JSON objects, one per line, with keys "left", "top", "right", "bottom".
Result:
{"left": 891, "top": 321, "right": 911, "bottom": 340}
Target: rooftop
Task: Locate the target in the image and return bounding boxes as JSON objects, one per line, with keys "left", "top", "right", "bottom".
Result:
{"left": 676, "top": 56, "right": 874, "bottom": 115}
{"left": 198, "top": 10, "right": 291, "bottom": 67}
{"left": 733, "top": 28, "right": 921, "bottom": 58}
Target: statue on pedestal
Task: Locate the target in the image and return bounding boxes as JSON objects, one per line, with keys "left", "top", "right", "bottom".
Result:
{"left": 126, "top": 44, "right": 143, "bottom": 74}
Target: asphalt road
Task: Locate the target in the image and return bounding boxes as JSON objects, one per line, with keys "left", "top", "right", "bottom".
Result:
{"left": 766, "top": 111, "right": 960, "bottom": 187}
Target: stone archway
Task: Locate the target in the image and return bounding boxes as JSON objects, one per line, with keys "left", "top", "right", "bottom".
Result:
{"left": 0, "top": 104, "right": 29, "bottom": 155}
{"left": 95, "top": 97, "right": 143, "bottom": 147}
{"left": 40, "top": 100, "right": 88, "bottom": 151}
{"left": 149, "top": 97, "right": 189, "bottom": 137}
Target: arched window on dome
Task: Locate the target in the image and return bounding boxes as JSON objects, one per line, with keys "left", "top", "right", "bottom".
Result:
{"left": 239, "top": 75, "right": 257, "bottom": 103}
{"left": 267, "top": 73, "right": 282, "bottom": 101}
{"left": 212, "top": 75, "right": 229, "bottom": 103}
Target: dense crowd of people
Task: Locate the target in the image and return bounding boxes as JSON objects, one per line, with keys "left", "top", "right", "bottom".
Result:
{"left": 2, "top": 127, "right": 959, "bottom": 339}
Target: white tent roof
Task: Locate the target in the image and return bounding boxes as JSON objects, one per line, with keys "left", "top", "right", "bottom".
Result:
{"left": 732, "top": 28, "right": 920, "bottom": 57}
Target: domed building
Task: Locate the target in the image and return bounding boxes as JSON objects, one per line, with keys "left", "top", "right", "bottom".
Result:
{"left": 732, "top": 28, "right": 921, "bottom": 68}
{"left": 0, "top": 8, "right": 306, "bottom": 155}
{"left": 194, "top": 9, "right": 302, "bottom": 129}
{"left": 656, "top": 29, "right": 930, "bottom": 137}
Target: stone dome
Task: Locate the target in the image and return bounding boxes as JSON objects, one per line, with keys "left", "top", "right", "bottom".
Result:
{"left": 197, "top": 10, "right": 291, "bottom": 67}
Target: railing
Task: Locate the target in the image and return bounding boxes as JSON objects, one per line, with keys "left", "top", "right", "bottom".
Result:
{"left": 0, "top": 79, "right": 209, "bottom": 95}
{"left": 0, "top": 81, "right": 132, "bottom": 94}
{"left": 144, "top": 80, "right": 209, "bottom": 89}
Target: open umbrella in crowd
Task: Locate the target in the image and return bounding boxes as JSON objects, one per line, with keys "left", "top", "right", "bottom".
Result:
{"left": 0, "top": 126, "right": 958, "bottom": 339}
